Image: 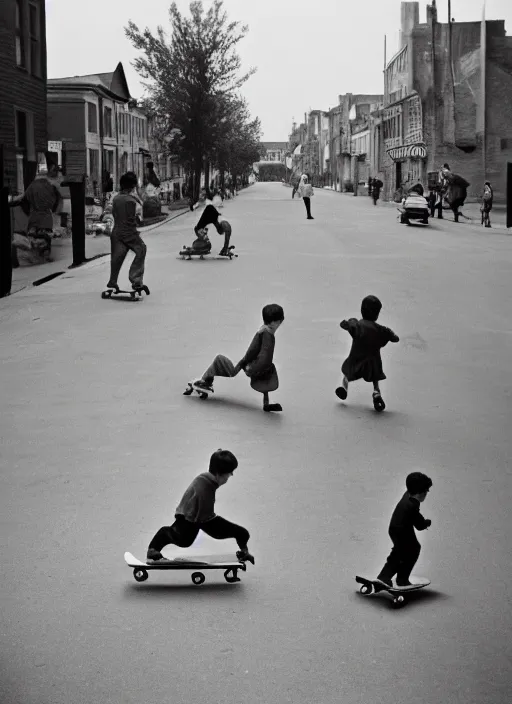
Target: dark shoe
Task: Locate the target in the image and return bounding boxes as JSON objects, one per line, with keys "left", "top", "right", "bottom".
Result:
{"left": 372, "top": 391, "right": 386, "bottom": 412}
{"left": 395, "top": 580, "right": 412, "bottom": 587}
{"left": 307, "top": 216, "right": 314, "bottom": 220}
{"left": 375, "top": 577, "right": 393, "bottom": 588}
{"left": 192, "top": 379, "right": 213, "bottom": 393}
{"left": 335, "top": 376, "right": 348, "bottom": 400}
{"left": 146, "top": 548, "right": 173, "bottom": 565}
{"left": 236, "top": 548, "right": 255, "bottom": 565}
{"left": 106, "top": 282, "right": 119, "bottom": 291}
{"left": 263, "top": 403, "right": 282, "bottom": 412}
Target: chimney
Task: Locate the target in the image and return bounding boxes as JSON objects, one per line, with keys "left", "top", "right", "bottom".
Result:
{"left": 400, "top": 2, "right": 420, "bottom": 48}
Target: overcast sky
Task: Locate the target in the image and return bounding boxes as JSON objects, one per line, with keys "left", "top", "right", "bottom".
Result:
{"left": 46, "top": 0, "right": 512, "bottom": 141}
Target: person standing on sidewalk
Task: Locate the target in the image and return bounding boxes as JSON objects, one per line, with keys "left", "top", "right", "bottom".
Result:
{"left": 298, "top": 174, "right": 314, "bottom": 219}
{"left": 106, "top": 172, "right": 147, "bottom": 292}
{"left": 481, "top": 181, "right": 493, "bottom": 228}
{"left": 372, "top": 178, "right": 383, "bottom": 206}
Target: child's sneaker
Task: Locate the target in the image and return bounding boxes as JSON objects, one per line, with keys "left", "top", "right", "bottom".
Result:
{"left": 263, "top": 403, "right": 282, "bottom": 412}
{"left": 372, "top": 391, "right": 386, "bottom": 412}
{"left": 335, "top": 376, "right": 349, "bottom": 400}
{"left": 374, "top": 577, "right": 392, "bottom": 588}
{"left": 146, "top": 548, "right": 173, "bottom": 565}
{"left": 236, "top": 548, "right": 255, "bottom": 565}
{"left": 192, "top": 379, "right": 213, "bottom": 393}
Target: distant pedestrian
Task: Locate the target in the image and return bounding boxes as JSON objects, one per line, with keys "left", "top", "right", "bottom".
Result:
{"left": 368, "top": 177, "right": 374, "bottom": 197}
{"left": 291, "top": 174, "right": 301, "bottom": 199}
{"left": 372, "top": 178, "right": 383, "bottom": 205}
{"left": 481, "top": 181, "right": 493, "bottom": 228}
{"left": 145, "top": 448, "right": 255, "bottom": 566}
{"left": 16, "top": 164, "right": 62, "bottom": 261}
{"left": 375, "top": 472, "right": 433, "bottom": 588}
{"left": 298, "top": 174, "right": 314, "bottom": 219}
{"left": 106, "top": 171, "right": 147, "bottom": 292}
{"left": 335, "top": 295, "right": 399, "bottom": 412}
{"left": 428, "top": 184, "right": 443, "bottom": 219}
{"left": 188, "top": 304, "right": 285, "bottom": 413}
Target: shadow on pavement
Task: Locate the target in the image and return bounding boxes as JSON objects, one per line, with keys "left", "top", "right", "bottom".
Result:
{"left": 354, "top": 588, "right": 450, "bottom": 610}
{"left": 122, "top": 582, "right": 248, "bottom": 599}
{"left": 334, "top": 402, "right": 410, "bottom": 425}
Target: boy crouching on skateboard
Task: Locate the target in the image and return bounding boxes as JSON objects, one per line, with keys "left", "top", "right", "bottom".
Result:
{"left": 375, "top": 472, "right": 432, "bottom": 588}
{"left": 190, "top": 304, "right": 284, "bottom": 412}
{"left": 190, "top": 204, "right": 233, "bottom": 255}
{"left": 146, "top": 449, "right": 254, "bottom": 565}
{"left": 336, "top": 295, "right": 399, "bottom": 411}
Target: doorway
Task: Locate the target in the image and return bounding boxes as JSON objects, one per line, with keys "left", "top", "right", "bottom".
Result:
{"left": 395, "top": 161, "right": 402, "bottom": 190}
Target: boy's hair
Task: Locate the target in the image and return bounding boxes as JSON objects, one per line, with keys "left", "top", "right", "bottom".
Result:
{"left": 361, "top": 295, "right": 382, "bottom": 322}
{"left": 216, "top": 220, "right": 231, "bottom": 235}
{"left": 406, "top": 472, "right": 433, "bottom": 495}
{"left": 262, "top": 303, "right": 284, "bottom": 324}
{"left": 209, "top": 449, "right": 238, "bottom": 476}
{"left": 120, "top": 171, "right": 138, "bottom": 191}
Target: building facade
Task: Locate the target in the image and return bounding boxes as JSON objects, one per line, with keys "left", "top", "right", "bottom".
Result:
{"left": 378, "top": 1, "right": 512, "bottom": 202}
{"left": 47, "top": 63, "right": 149, "bottom": 194}
{"left": 260, "top": 142, "right": 288, "bottom": 163}
{"left": 0, "top": 0, "right": 48, "bottom": 195}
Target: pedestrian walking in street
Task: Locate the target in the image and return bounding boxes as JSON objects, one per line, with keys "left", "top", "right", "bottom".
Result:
{"left": 190, "top": 203, "right": 232, "bottom": 255}
{"left": 106, "top": 171, "right": 148, "bottom": 292}
{"left": 335, "top": 295, "right": 399, "bottom": 412}
{"left": 372, "top": 178, "right": 383, "bottom": 205}
{"left": 481, "top": 181, "right": 493, "bottom": 228}
{"left": 291, "top": 173, "right": 302, "bottom": 199}
{"left": 368, "top": 177, "right": 374, "bottom": 198}
{"left": 375, "top": 472, "right": 433, "bottom": 588}
{"left": 146, "top": 449, "right": 255, "bottom": 566}
{"left": 428, "top": 183, "right": 443, "bottom": 219}
{"left": 440, "top": 164, "right": 469, "bottom": 222}
{"left": 188, "top": 304, "right": 284, "bottom": 412}
{"left": 298, "top": 174, "right": 314, "bottom": 219}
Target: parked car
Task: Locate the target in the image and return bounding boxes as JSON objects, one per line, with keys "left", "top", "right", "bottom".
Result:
{"left": 399, "top": 194, "right": 430, "bottom": 225}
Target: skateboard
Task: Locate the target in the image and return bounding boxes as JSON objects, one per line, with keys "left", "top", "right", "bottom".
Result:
{"left": 183, "top": 380, "right": 213, "bottom": 400}
{"left": 101, "top": 285, "right": 150, "bottom": 301}
{"left": 355, "top": 575, "right": 430, "bottom": 608}
{"left": 124, "top": 552, "right": 246, "bottom": 585}
{"left": 179, "top": 245, "right": 237, "bottom": 260}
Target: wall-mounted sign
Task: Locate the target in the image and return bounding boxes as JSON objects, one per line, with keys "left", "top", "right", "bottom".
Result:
{"left": 387, "top": 143, "right": 427, "bottom": 161}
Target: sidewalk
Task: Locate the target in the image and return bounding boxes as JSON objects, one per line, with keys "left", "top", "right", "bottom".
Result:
{"left": 9, "top": 205, "right": 190, "bottom": 295}
{"left": 317, "top": 184, "right": 509, "bottom": 231}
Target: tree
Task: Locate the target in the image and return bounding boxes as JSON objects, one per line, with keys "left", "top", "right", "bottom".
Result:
{"left": 125, "top": 1, "right": 256, "bottom": 201}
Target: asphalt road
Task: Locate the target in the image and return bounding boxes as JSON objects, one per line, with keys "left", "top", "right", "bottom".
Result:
{"left": 1, "top": 183, "right": 511, "bottom": 704}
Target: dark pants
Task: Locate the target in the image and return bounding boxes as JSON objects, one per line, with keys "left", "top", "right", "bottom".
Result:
{"left": 292, "top": 186, "right": 298, "bottom": 199}
{"left": 108, "top": 231, "right": 146, "bottom": 288}
{"left": 377, "top": 529, "right": 421, "bottom": 585}
{"left": 430, "top": 203, "right": 443, "bottom": 218}
{"left": 148, "top": 515, "right": 250, "bottom": 552}
{"left": 303, "top": 197, "right": 312, "bottom": 218}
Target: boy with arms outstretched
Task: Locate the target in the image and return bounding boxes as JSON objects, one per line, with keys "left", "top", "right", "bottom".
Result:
{"left": 189, "top": 304, "right": 284, "bottom": 413}
{"left": 146, "top": 449, "right": 254, "bottom": 565}
{"left": 336, "top": 295, "right": 399, "bottom": 411}
{"left": 375, "top": 472, "right": 432, "bottom": 588}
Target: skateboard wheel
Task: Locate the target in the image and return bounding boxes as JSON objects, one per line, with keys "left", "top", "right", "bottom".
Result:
{"left": 191, "top": 572, "right": 205, "bottom": 585}
{"left": 133, "top": 568, "right": 148, "bottom": 583}
{"left": 199, "top": 393, "right": 208, "bottom": 400}
{"left": 393, "top": 595, "right": 405, "bottom": 608}
{"left": 224, "top": 569, "right": 241, "bottom": 584}
{"left": 360, "top": 584, "right": 373, "bottom": 595}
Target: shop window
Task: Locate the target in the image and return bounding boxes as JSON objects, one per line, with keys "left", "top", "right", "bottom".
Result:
{"left": 103, "top": 107, "right": 113, "bottom": 138}
{"left": 29, "top": 1, "right": 41, "bottom": 77}
{"left": 88, "top": 148, "right": 100, "bottom": 184}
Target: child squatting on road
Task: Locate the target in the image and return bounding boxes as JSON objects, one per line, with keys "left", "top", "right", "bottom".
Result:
{"left": 336, "top": 295, "right": 399, "bottom": 411}
{"left": 106, "top": 171, "right": 148, "bottom": 292}
{"left": 375, "top": 472, "right": 433, "bottom": 588}
{"left": 190, "top": 304, "right": 284, "bottom": 412}
{"left": 146, "top": 449, "right": 254, "bottom": 566}
{"left": 190, "top": 204, "right": 232, "bottom": 255}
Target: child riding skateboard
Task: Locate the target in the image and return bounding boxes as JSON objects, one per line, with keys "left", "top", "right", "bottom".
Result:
{"left": 146, "top": 449, "right": 255, "bottom": 566}
{"left": 375, "top": 472, "right": 433, "bottom": 588}
{"left": 190, "top": 204, "right": 232, "bottom": 255}
{"left": 188, "top": 304, "right": 284, "bottom": 412}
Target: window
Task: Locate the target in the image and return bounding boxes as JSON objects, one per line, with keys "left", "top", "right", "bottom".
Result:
{"left": 103, "top": 149, "right": 114, "bottom": 175}
{"left": 103, "top": 106, "right": 112, "bottom": 137}
{"left": 15, "top": 0, "right": 26, "bottom": 68}
{"left": 120, "top": 152, "right": 128, "bottom": 174}
{"left": 29, "top": 1, "right": 41, "bottom": 76}
{"left": 88, "top": 148, "right": 100, "bottom": 183}
{"left": 15, "top": 110, "right": 27, "bottom": 149}
{"left": 87, "top": 103, "right": 97, "bottom": 133}
{"left": 501, "top": 138, "right": 509, "bottom": 150}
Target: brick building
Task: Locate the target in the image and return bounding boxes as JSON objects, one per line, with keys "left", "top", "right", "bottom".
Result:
{"left": 47, "top": 63, "right": 150, "bottom": 193}
{"left": 376, "top": 1, "right": 512, "bottom": 202}
{"left": 326, "top": 94, "right": 382, "bottom": 191}
{"left": 0, "top": 0, "right": 48, "bottom": 195}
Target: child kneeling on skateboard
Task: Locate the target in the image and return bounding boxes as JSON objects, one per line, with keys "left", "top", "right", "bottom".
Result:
{"left": 190, "top": 304, "right": 284, "bottom": 412}
{"left": 336, "top": 295, "right": 399, "bottom": 411}
{"left": 146, "top": 449, "right": 254, "bottom": 565}
{"left": 375, "top": 472, "right": 432, "bottom": 588}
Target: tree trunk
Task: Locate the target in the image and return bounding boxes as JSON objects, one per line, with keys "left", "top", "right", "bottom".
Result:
{"left": 193, "top": 153, "right": 202, "bottom": 203}
{"left": 204, "top": 160, "right": 210, "bottom": 195}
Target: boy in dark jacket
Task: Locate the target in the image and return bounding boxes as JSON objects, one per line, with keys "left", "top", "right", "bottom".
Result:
{"left": 376, "top": 472, "right": 433, "bottom": 588}
{"left": 191, "top": 204, "right": 233, "bottom": 255}
{"left": 189, "top": 304, "right": 284, "bottom": 412}
{"left": 336, "top": 295, "right": 399, "bottom": 411}
{"left": 146, "top": 449, "right": 254, "bottom": 565}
